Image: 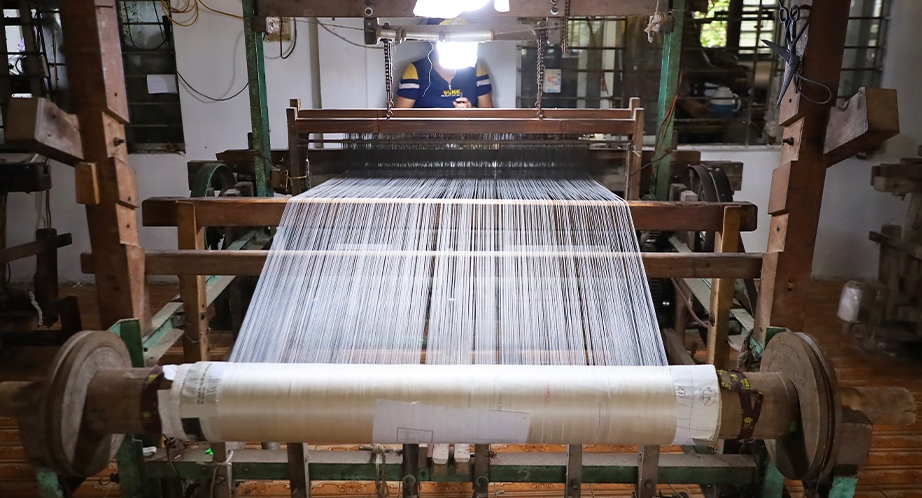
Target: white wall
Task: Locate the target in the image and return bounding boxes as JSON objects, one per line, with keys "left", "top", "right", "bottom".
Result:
{"left": 316, "top": 18, "right": 518, "bottom": 109}
{"left": 694, "top": 0, "right": 922, "bottom": 281}
{"left": 5, "top": 0, "right": 922, "bottom": 284}
{"left": 693, "top": 147, "right": 910, "bottom": 280}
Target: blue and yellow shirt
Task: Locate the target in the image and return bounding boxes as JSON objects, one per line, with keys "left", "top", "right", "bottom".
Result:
{"left": 397, "top": 57, "right": 492, "bottom": 108}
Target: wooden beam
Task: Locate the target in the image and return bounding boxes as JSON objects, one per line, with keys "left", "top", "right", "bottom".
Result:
{"left": 59, "top": 0, "right": 150, "bottom": 330}
{"left": 176, "top": 202, "right": 208, "bottom": 363}
{"left": 823, "top": 88, "right": 900, "bottom": 166}
{"left": 754, "top": 0, "right": 852, "bottom": 344}
{"left": 142, "top": 198, "right": 760, "bottom": 232}
{"left": 258, "top": 0, "right": 656, "bottom": 18}
{"left": 707, "top": 206, "right": 741, "bottom": 370}
{"left": 125, "top": 250, "right": 763, "bottom": 279}
{"left": 296, "top": 108, "right": 636, "bottom": 120}
{"left": 0, "top": 233, "right": 71, "bottom": 264}
{"left": 293, "top": 117, "right": 638, "bottom": 136}
{"left": 871, "top": 161, "right": 922, "bottom": 194}
{"left": 0, "top": 163, "right": 51, "bottom": 193}
{"left": 4, "top": 97, "right": 84, "bottom": 165}
{"left": 625, "top": 98, "right": 644, "bottom": 200}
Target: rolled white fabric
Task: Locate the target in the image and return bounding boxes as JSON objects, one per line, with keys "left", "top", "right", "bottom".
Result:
{"left": 164, "top": 363, "right": 720, "bottom": 446}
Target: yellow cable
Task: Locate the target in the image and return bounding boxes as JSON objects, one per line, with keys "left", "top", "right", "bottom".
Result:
{"left": 161, "top": 0, "right": 198, "bottom": 27}
{"left": 159, "top": 0, "right": 243, "bottom": 24}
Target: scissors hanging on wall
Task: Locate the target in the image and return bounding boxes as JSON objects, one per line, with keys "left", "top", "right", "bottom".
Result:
{"left": 761, "top": 3, "right": 833, "bottom": 108}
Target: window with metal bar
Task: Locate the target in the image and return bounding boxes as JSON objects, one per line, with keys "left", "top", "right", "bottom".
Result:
{"left": 116, "top": 0, "right": 185, "bottom": 153}
{"left": 516, "top": 0, "right": 891, "bottom": 146}
{"left": 0, "top": 5, "right": 66, "bottom": 142}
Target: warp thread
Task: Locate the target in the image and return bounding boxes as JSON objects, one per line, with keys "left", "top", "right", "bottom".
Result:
{"left": 230, "top": 169, "right": 666, "bottom": 368}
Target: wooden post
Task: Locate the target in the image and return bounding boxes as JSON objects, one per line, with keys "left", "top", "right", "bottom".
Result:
{"left": 177, "top": 202, "right": 209, "bottom": 362}
{"left": 33, "top": 228, "right": 60, "bottom": 325}
{"left": 707, "top": 206, "right": 741, "bottom": 369}
{"left": 58, "top": 0, "right": 150, "bottom": 330}
{"left": 288, "top": 99, "right": 305, "bottom": 194}
{"left": 753, "top": 0, "right": 852, "bottom": 345}
{"left": 625, "top": 97, "right": 644, "bottom": 200}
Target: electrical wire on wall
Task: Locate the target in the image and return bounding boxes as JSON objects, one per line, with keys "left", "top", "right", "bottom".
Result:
{"left": 158, "top": 0, "right": 242, "bottom": 27}
{"left": 295, "top": 18, "right": 383, "bottom": 50}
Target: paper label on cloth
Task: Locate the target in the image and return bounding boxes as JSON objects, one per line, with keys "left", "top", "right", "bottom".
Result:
{"left": 372, "top": 399, "right": 531, "bottom": 444}
{"left": 668, "top": 366, "right": 721, "bottom": 445}
{"left": 179, "top": 362, "right": 230, "bottom": 441}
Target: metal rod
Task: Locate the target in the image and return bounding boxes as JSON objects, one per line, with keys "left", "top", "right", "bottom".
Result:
{"left": 653, "top": 0, "right": 686, "bottom": 200}
{"left": 242, "top": 0, "right": 271, "bottom": 197}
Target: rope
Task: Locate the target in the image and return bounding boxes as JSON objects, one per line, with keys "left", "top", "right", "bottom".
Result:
{"left": 644, "top": 0, "right": 670, "bottom": 43}
{"left": 372, "top": 444, "right": 390, "bottom": 498}
{"left": 536, "top": 30, "right": 546, "bottom": 119}
{"left": 209, "top": 449, "right": 234, "bottom": 498}
{"left": 28, "top": 290, "right": 43, "bottom": 326}
{"left": 383, "top": 39, "right": 395, "bottom": 118}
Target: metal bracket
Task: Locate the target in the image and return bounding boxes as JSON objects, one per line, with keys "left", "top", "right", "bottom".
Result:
{"left": 288, "top": 442, "right": 311, "bottom": 498}
{"left": 565, "top": 444, "right": 582, "bottom": 498}
{"left": 402, "top": 444, "right": 420, "bottom": 498}
{"left": 472, "top": 444, "right": 490, "bottom": 498}
{"left": 636, "top": 445, "right": 660, "bottom": 498}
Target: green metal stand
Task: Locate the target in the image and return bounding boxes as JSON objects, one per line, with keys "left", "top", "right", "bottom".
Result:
{"left": 653, "top": 0, "right": 685, "bottom": 200}
{"left": 242, "top": 0, "right": 272, "bottom": 198}
{"left": 110, "top": 319, "right": 162, "bottom": 498}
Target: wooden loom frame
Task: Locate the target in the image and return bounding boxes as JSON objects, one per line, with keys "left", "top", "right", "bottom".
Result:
{"left": 8, "top": 0, "right": 900, "bottom": 496}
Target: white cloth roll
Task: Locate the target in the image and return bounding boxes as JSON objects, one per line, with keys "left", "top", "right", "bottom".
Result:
{"left": 164, "top": 363, "right": 720, "bottom": 446}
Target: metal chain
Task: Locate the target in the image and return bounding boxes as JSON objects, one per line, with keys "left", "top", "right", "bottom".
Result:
{"left": 561, "top": 0, "right": 571, "bottom": 54}
{"left": 536, "top": 31, "right": 546, "bottom": 119}
{"left": 383, "top": 38, "right": 395, "bottom": 118}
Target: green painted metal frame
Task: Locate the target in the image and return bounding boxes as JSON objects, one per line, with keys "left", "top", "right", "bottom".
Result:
{"left": 653, "top": 0, "right": 686, "bottom": 200}
{"left": 144, "top": 449, "right": 758, "bottom": 486}
{"left": 242, "top": 0, "right": 272, "bottom": 198}
{"left": 829, "top": 475, "right": 859, "bottom": 498}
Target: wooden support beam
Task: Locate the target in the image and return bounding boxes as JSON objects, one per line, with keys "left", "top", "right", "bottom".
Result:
{"left": 4, "top": 97, "right": 84, "bottom": 165}
{"left": 79, "top": 250, "right": 763, "bottom": 279}
{"left": 754, "top": 0, "right": 852, "bottom": 344}
{"left": 287, "top": 100, "right": 306, "bottom": 195}
{"left": 0, "top": 163, "right": 51, "bottom": 193}
{"left": 293, "top": 117, "right": 638, "bottom": 136}
{"left": 823, "top": 88, "right": 899, "bottom": 166}
{"left": 0, "top": 232, "right": 70, "bottom": 264}
{"left": 297, "top": 108, "right": 636, "bottom": 120}
{"left": 59, "top": 0, "right": 149, "bottom": 330}
{"left": 625, "top": 98, "right": 644, "bottom": 200}
{"left": 257, "top": 0, "right": 656, "bottom": 18}
{"left": 176, "top": 202, "right": 208, "bottom": 363}
{"left": 707, "top": 206, "right": 741, "bottom": 370}
{"left": 142, "top": 198, "right": 760, "bottom": 232}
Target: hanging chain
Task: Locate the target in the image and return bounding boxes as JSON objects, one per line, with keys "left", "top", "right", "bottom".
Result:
{"left": 536, "top": 31, "right": 546, "bottom": 119}
{"left": 384, "top": 38, "right": 395, "bottom": 118}
{"left": 561, "top": 0, "right": 571, "bottom": 54}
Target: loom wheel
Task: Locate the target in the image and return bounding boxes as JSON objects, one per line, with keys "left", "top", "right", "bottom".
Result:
{"left": 20, "top": 331, "right": 131, "bottom": 477}
{"left": 761, "top": 332, "right": 841, "bottom": 481}
{"left": 674, "top": 165, "right": 759, "bottom": 343}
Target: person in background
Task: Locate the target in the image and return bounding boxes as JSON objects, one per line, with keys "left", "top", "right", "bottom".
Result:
{"left": 395, "top": 41, "right": 494, "bottom": 108}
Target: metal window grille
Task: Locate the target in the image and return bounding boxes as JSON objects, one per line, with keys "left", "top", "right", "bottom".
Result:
{"left": 517, "top": 0, "right": 891, "bottom": 146}
{"left": 116, "top": 0, "right": 185, "bottom": 153}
